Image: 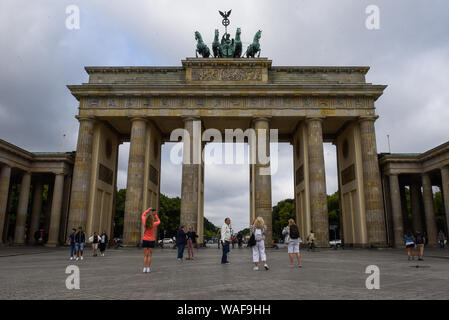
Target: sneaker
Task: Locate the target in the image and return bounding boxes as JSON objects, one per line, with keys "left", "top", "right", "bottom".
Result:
{"left": 147, "top": 268, "right": 151, "bottom": 273}
{"left": 143, "top": 268, "right": 147, "bottom": 273}
{"left": 264, "top": 264, "right": 269, "bottom": 270}
{"left": 298, "top": 264, "right": 302, "bottom": 268}
{"left": 253, "top": 266, "right": 259, "bottom": 271}
{"left": 80, "top": 256, "right": 83, "bottom": 261}
{"left": 70, "top": 257, "right": 73, "bottom": 260}
{"left": 177, "top": 258, "right": 182, "bottom": 262}
{"left": 76, "top": 257, "right": 79, "bottom": 261}
{"left": 408, "top": 256, "right": 411, "bottom": 261}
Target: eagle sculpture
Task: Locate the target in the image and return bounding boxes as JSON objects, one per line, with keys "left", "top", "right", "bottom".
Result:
{"left": 219, "top": 10, "right": 231, "bottom": 19}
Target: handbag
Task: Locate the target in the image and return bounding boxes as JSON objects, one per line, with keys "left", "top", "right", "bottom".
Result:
{"left": 248, "top": 233, "right": 256, "bottom": 247}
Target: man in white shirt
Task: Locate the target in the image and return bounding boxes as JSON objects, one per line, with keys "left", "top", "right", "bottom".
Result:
{"left": 221, "top": 218, "right": 232, "bottom": 264}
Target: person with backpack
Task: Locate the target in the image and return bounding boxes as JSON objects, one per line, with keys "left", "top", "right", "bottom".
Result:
{"left": 99, "top": 231, "right": 108, "bottom": 256}
{"left": 282, "top": 219, "right": 302, "bottom": 267}
{"left": 415, "top": 230, "right": 426, "bottom": 261}
{"left": 89, "top": 231, "right": 100, "bottom": 257}
{"left": 404, "top": 231, "right": 416, "bottom": 261}
{"left": 250, "top": 217, "right": 269, "bottom": 271}
{"left": 74, "top": 226, "right": 86, "bottom": 261}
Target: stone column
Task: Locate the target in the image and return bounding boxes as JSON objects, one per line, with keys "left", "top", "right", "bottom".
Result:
{"left": 14, "top": 172, "right": 32, "bottom": 244}
{"left": 46, "top": 174, "right": 65, "bottom": 246}
{"left": 123, "top": 118, "right": 147, "bottom": 245}
{"left": 180, "top": 117, "right": 203, "bottom": 236}
{"left": 29, "top": 180, "right": 44, "bottom": 241}
{"left": 389, "top": 174, "right": 404, "bottom": 247}
{"left": 306, "top": 117, "right": 329, "bottom": 247}
{"left": 359, "top": 116, "right": 387, "bottom": 246}
{"left": 0, "top": 165, "right": 12, "bottom": 243}
{"left": 410, "top": 180, "right": 423, "bottom": 233}
{"left": 68, "top": 116, "right": 95, "bottom": 230}
{"left": 441, "top": 166, "right": 449, "bottom": 236}
{"left": 422, "top": 173, "right": 438, "bottom": 246}
{"left": 251, "top": 118, "right": 273, "bottom": 247}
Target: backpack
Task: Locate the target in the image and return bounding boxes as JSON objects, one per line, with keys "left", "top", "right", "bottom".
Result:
{"left": 289, "top": 225, "right": 300, "bottom": 239}
{"left": 254, "top": 228, "right": 263, "bottom": 241}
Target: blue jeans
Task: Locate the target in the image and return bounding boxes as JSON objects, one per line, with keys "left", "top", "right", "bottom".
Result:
{"left": 70, "top": 244, "right": 76, "bottom": 257}
{"left": 177, "top": 243, "right": 185, "bottom": 259}
{"left": 221, "top": 241, "right": 230, "bottom": 264}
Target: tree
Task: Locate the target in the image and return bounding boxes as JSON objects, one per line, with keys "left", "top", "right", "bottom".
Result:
{"left": 272, "top": 199, "right": 295, "bottom": 242}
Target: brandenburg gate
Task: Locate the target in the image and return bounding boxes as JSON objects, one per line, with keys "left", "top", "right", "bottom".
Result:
{"left": 66, "top": 57, "right": 388, "bottom": 247}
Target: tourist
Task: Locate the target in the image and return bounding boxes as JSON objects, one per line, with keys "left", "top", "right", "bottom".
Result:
{"left": 250, "top": 217, "right": 269, "bottom": 271}
{"left": 237, "top": 233, "right": 243, "bottom": 249}
{"left": 415, "top": 231, "right": 425, "bottom": 261}
{"left": 282, "top": 219, "right": 302, "bottom": 267}
{"left": 99, "top": 231, "right": 108, "bottom": 256}
{"left": 221, "top": 218, "right": 232, "bottom": 264}
{"left": 75, "top": 226, "right": 86, "bottom": 261}
{"left": 307, "top": 230, "right": 315, "bottom": 251}
{"left": 176, "top": 225, "right": 187, "bottom": 261}
{"left": 67, "top": 228, "right": 76, "bottom": 260}
{"left": 404, "top": 232, "right": 415, "bottom": 260}
{"left": 90, "top": 231, "right": 100, "bottom": 257}
{"left": 438, "top": 230, "right": 445, "bottom": 249}
{"left": 186, "top": 226, "right": 198, "bottom": 260}
{"left": 141, "top": 208, "right": 160, "bottom": 273}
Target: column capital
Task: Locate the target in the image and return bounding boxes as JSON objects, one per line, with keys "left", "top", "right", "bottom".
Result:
{"left": 129, "top": 116, "right": 148, "bottom": 123}
{"left": 358, "top": 115, "right": 379, "bottom": 123}
{"left": 75, "top": 115, "right": 96, "bottom": 123}
{"left": 305, "top": 116, "right": 325, "bottom": 123}
{"left": 182, "top": 116, "right": 201, "bottom": 123}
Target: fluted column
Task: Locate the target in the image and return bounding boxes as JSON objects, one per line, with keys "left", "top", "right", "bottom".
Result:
{"left": 0, "top": 165, "right": 12, "bottom": 243}
{"left": 441, "top": 166, "right": 449, "bottom": 236}
{"left": 410, "top": 180, "right": 423, "bottom": 233}
{"left": 306, "top": 117, "right": 329, "bottom": 247}
{"left": 389, "top": 174, "right": 404, "bottom": 247}
{"left": 180, "top": 117, "right": 203, "bottom": 236}
{"left": 30, "top": 180, "right": 44, "bottom": 241}
{"left": 46, "top": 174, "right": 65, "bottom": 246}
{"left": 251, "top": 117, "right": 273, "bottom": 247}
{"left": 14, "top": 172, "right": 32, "bottom": 244}
{"left": 123, "top": 118, "right": 147, "bottom": 245}
{"left": 422, "top": 173, "right": 438, "bottom": 246}
{"left": 68, "top": 116, "right": 95, "bottom": 230}
{"left": 359, "top": 116, "right": 387, "bottom": 246}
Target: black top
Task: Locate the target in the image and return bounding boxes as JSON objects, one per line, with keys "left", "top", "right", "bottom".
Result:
{"left": 176, "top": 229, "right": 187, "bottom": 245}
{"left": 75, "top": 231, "right": 85, "bottom": 243}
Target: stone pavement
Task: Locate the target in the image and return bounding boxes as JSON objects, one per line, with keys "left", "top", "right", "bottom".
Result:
{"left": 0, "top": 245, "right": 448, "bottom": 300}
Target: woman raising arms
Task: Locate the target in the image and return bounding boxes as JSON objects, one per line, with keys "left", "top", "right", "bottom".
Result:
{"left": 141, "top": 208, "right": 160, "bottom": 273}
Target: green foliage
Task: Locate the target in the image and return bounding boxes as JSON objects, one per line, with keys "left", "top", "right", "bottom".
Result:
{"left": 272, "top": 199, "right": 295, "bottom": 242}
{"left": 328, "top": 191, "right": 340, "bottom": 227}
{"left": 434, "top": 191, "right": 445, "bottom": 232}
{"left": 158, "top": 194, "right": 181, "bottom": 238}
{"left": 113, "top": 188, "right": 126, "bottom": 236}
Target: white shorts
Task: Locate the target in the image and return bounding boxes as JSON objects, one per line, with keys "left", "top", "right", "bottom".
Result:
{"left": 288, "top": 239, "right": 300, "bottom": 254}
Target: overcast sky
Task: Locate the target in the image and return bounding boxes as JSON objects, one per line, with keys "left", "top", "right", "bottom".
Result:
{"left": 1, "top": 0, "right": 448, "bottom": 232}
